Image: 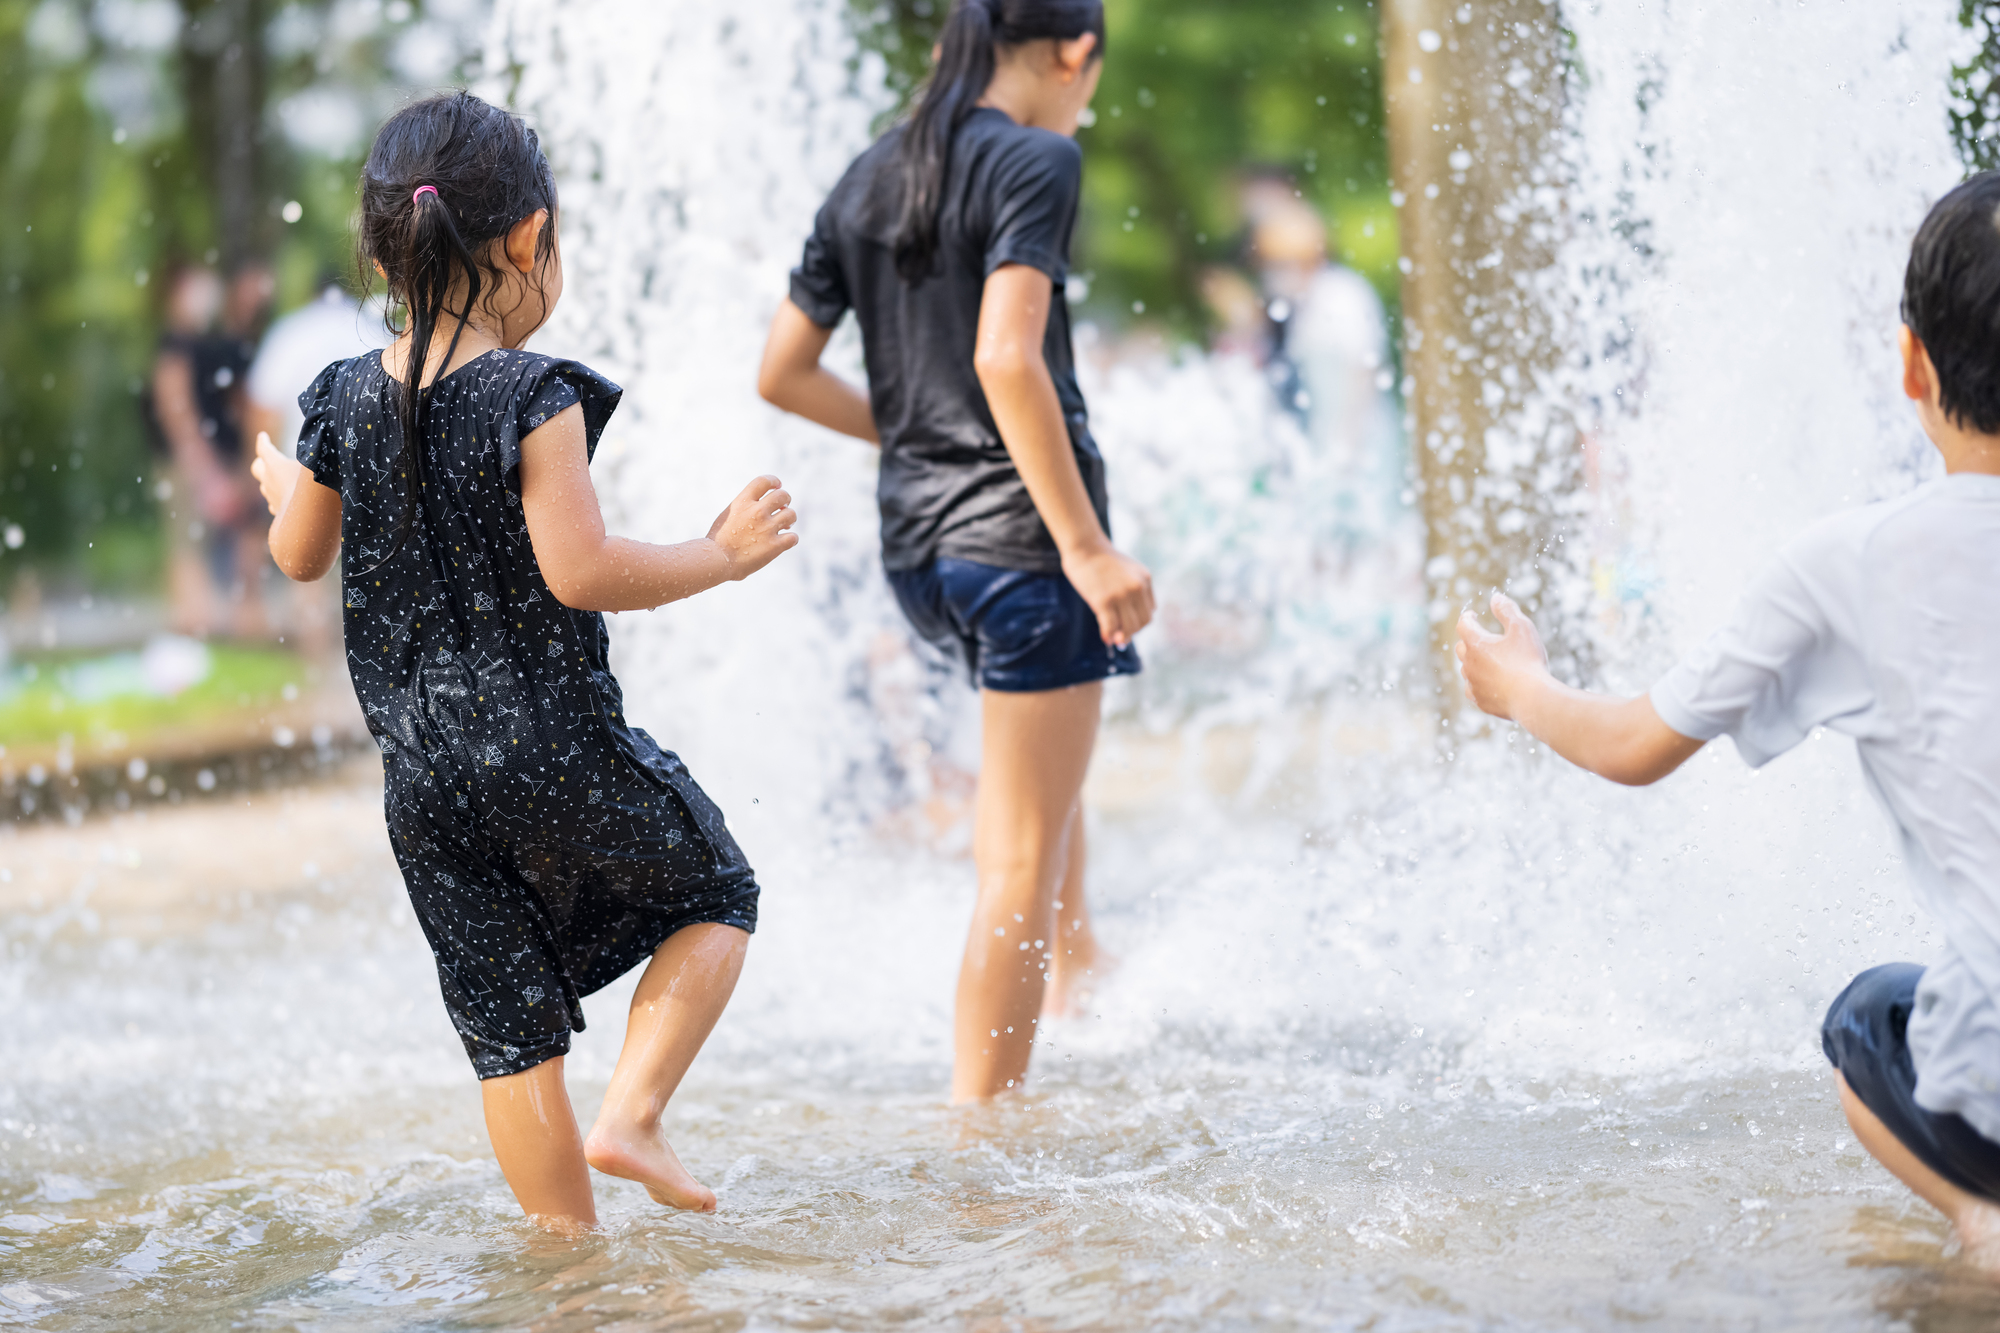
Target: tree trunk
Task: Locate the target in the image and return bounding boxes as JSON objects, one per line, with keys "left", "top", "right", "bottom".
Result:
{"left": 1380, "top": 0, "right": 1580, "bottom": 678}
{"left": 180, "top": 0, "right": 269, "bottom": 269}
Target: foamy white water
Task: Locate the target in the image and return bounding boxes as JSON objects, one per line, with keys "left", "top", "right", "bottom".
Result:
{"left": 5, "top": 1, "right": 2000, "bottom": 1328}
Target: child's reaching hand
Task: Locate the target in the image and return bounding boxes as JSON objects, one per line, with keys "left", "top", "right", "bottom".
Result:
{"left": 251, "top": 432, "right": 303, "bottom": 519}
{"left": 518, "top": 406, "right": 796, "bottom": 613}
{"left": 1455, "top": 590, "right": 1701, "bottom": 786}
{"left": 706, "top": 475, "right": 799, "bottom": 580}
{"left": 1456, "top": 592, "right": 1550, "bottom": 722}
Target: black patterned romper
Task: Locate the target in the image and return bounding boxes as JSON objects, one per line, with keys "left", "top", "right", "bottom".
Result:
{"left": 297, "top": 349, "right": 759, "bottom": 1079}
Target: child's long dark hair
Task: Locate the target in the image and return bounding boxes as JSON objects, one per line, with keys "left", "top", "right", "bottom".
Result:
{"left": 892, "top": 0, "right": 1104, "bottom": 283}
{"left": 356, "top": 91, "right": 558, "bottom": 566}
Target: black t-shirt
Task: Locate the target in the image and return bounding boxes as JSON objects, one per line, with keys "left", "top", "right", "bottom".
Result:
{"left": 295, "top": 350, "right": 691, "bottom": 791}
{"left": 154, "top": 331, "right": 256, "bottom": 461}
{"left": 789, "top": 107, "right": 1109, "bottom": 574}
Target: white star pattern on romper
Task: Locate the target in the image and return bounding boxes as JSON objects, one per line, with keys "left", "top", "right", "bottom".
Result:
{"left": 300, "top": 348, "right": 755, "bottom": 1078}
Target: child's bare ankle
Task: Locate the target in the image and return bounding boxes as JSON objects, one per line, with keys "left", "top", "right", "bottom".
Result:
{"left": 525, "top": 1210, "right": 598, "bottom": 1238}
{"left": 582, "top": 1123, "right": 642, "bottom": 1168}
{"left": 582, "top": 1121, "right": 717, "bottom": 1212}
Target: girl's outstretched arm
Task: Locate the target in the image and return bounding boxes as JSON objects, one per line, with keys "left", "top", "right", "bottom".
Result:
{"left": 1457, "top": 592, "right": 1704, "bottom": 786}
{"left": 254, "top": 433, "right": 342, "bottom": 582}
{"left": 756, "top": 299, "right": 879, "bottom": 444}
{"left": 975, "top": 264, "right": 1153, "bottom": 648}
{"left": 519, "top": 403, "right": 797, "bottom": 612}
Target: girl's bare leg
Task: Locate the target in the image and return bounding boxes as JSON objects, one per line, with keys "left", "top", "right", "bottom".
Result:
{"left": 583, "top": 922, "right": 748, "bottom": 1211}
{"left": 1836, "top": 1071, "right": 2000, "bottom": 1267}
{"left": 481, "top": 1056, "right": 597, "bottom": 1234}
{"left": 953, "top": 681, "right": 1101, "bottom": 1104}
{"left": 1042, "top": 816, "right": 1117, "bottom": 1018}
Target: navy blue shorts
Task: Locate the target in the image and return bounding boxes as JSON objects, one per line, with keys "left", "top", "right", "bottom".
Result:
{"left": 1822, "top": 963, "right": 2000, "bottom": 1201}
{"left": 886, "top": 557, "right": 1142, "bottom": 693}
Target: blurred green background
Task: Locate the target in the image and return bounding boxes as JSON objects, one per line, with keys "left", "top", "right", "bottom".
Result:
{"left": 0, "top": 0, "right": 486, "bottom": 592}
{"left": 0, "top": 0, "right": 1398, "bottom": 597}
{"left": 8, "top": 0, "right": 2000, "bottom": 603}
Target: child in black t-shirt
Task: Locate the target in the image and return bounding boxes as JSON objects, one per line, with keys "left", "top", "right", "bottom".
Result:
{"left": 759, "top": 0, "right": 1150, "bottom": 1103}
{"left": 251, "top": 92, "right": 798, "bottom": 1233}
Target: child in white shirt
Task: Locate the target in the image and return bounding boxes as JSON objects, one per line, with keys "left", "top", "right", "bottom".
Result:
{"left": 1457, "top": 172, "right": 2000, "bottom": 1262}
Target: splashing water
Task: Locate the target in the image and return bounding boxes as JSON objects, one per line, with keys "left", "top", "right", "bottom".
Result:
{"left": 6, "top": 1, "right": 2000, "bottom": 1328}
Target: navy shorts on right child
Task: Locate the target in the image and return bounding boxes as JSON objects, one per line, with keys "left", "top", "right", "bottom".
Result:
{"left": 1823, "top": 964, "right": 2000, "bottom": 1201}
{"left": 887, "top": 556, "right": 1141, "bottom": 693}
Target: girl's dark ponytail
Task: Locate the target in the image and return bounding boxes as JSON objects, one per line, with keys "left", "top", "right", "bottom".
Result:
{"left": 388, "top": 186, "right": 483, "bottom": 561}
{"left": 892, "top": 0, "right": 1106, "bottom": 283}
{"left": 356, "top": 92, "right": 559, "bottom": 569}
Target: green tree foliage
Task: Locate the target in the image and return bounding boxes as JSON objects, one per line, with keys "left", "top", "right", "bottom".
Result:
{"left": 0, "top": 1, "right": 163, "bottom": 578}
{"left": 850, "top": 0, "right": 1395, "bottom": 338}
{"left": 0, "top": 0, "right": 480, "bottom": 589}
{"left": 1953, "top": 2, "right": 2000, "bottom": 170}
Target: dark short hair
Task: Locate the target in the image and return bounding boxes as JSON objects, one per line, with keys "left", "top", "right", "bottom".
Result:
{"left": 1903, "top": 172, "right": 2000, "bottom": 433}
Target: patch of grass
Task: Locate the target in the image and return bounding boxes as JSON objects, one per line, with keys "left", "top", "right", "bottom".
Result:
{"left": 0, "top": 643, "right": 307, "bottom": 751}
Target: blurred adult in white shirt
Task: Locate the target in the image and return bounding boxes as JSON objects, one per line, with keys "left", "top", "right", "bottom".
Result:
{"left": 246, "top": 277, "right": 390, "bottom": 454}
{"left": 1249, "top": 195, "right": 1419, "bottom": 647}
{"left": 244, "top": 278, "right": 389, "bottom": 657}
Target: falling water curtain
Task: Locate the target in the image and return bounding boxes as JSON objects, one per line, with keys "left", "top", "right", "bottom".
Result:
{"left": 1380, "top": 0, "right": 1588, "bottom": 698}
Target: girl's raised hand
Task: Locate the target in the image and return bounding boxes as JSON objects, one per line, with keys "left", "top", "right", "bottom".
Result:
{"left": 706, "top": 475, "right": 799, "bottom": 580}
{"left": 251, "top": 432, "right": 303, "bottom": 519}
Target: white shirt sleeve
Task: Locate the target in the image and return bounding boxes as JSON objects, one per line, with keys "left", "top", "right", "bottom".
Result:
{"left": 1649, "top": 546, "right": 1866, "bottom": 768}
{"left": 245, "top": 320, "right": 300, "bottom": 411}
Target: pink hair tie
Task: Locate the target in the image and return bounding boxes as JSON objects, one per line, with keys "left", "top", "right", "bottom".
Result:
{"left": 412, "top": 185, "right": 439, "bottom": 206}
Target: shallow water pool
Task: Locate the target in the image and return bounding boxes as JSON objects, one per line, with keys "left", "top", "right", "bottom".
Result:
{"left": 4, "top": 758, "right": 1998, "bottom": 1331}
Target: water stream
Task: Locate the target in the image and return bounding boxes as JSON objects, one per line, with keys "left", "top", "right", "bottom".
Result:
{"left": 6, "top": 1, "right": 2000, "bottom": 1328}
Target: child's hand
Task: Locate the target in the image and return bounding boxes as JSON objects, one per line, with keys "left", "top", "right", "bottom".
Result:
{"left": 250, "top": 432, "right": 303, "bottom": 520}
{"left": 1456, "top": 592, "right": 1549, "bottom": 720}
{"left": 706, "top": 475, "right": 799, "bottom": 580}
{"left": 1062, "top": 544, "right": 1155, "bottom": 647}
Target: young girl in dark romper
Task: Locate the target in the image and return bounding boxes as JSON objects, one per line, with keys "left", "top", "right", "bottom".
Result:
{"left": 759, "top": 0, "right": 1153, "bottom": 1102}
{"left": 250, "top": 92, "right": 798, "bottom": 1232}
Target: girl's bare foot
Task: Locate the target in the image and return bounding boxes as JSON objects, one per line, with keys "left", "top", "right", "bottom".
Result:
{"left": 1952, "top": 1197, "right": 2000, "bottom": 1271}
{"left": 583, "top": 1124, "right": 717, "bottom": 1212}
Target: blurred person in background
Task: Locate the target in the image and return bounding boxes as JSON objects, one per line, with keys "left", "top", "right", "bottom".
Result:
{"left": 1196, "top": 263, "right": 1267, "bottom": 360}
{"left": 1250, "top": 191, "right": 1391, "bottom": 459}
{"left": 1246, "top": 184, "right": 1418, "bottom": 639}
{"left": 149, "top": 261, "right": 275, "bottom": 640}
{"left": 245, "top": 273, "right": 389, "bottom": 657}
{"left": 1182, "top": 181, "right": 1416, "bottom": 655}
{"left": 148, "top": 264, "right": 228, "bottom": 637}
{"left": 215, "top": 262, "right": 278, "bottom": 635}
{"left": 245, "top": 271, "right": 391, "bottom": 455}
